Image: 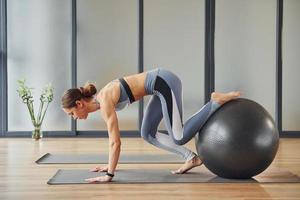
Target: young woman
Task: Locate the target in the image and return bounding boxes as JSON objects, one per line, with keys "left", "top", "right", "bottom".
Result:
{"left": 61, "top": 68, "right": 241, "bottom": 183}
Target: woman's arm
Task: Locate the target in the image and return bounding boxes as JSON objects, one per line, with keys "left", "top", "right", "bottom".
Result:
{"left": 100, "top": 102, "right": 121, "bottom": 175}
{"left": 85, "top": 91, "right": 121, "bottom": 183}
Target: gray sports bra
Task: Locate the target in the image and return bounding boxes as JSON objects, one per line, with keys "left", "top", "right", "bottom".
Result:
{"left": 115, "top": 79, "right": 131, "bottom": 111}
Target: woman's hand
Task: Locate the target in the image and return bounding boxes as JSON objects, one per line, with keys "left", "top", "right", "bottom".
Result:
{"left": 89, "top": 165, "right": 108, "bottom": 172}
{"left": 85, "top": 175, "right": 113, "bottom": 183}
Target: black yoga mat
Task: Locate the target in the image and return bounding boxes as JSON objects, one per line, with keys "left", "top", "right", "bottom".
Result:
{"left": 36, "top": 153, "right": 184, "bottom": 164}
{"left": 47, "top": 168, "right": 300, "bottom": 184}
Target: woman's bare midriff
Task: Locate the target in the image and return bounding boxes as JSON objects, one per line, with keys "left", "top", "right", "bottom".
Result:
{"left": 99, "top": 71, "right": 148, "bottom": 104}
{"left": 122, "top": 71, "right": 148, "bottom": 101}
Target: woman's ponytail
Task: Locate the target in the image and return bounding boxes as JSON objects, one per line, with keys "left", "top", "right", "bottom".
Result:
{"left": 79, "top": 83, "right": 97, "bottom": 98}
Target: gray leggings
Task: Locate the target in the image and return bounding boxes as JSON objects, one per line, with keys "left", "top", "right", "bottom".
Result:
{"left": 141, "top": 69, "right": 221, "bottom": 161}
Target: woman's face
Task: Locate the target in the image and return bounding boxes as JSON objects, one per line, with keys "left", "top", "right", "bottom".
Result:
{"left": 63, "top": 100, "right": 88, "bottom": 120}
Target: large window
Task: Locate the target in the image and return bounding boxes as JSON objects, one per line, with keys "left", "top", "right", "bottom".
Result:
{"left": 144, "top": 0, "right": 205, "bottom": 129}
{"left": 77, "top": 0, "right": 139, "bottom": 131}
{"left": 1, "top": 0, "right": 298, "bottom": 136}
{"left": 215, "top": 0, "right": 276, "bottom": 118}
{"left": 282, "top": 0, "right": 300, "bottom": 131}
{"left": 7, "top": 0, "right": 72, "bottom": 131}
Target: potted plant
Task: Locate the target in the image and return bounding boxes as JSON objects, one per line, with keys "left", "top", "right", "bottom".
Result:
{"left": 17, "top": 79, "right": 54, "bottom": 140}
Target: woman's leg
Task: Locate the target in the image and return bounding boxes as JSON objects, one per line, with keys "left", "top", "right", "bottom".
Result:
{"left": 152, "top": 73, "right": 240, "bottom": 173}
{"left": 153, "top": 71, "right": 240, "bottom": 146}
{"left": 141, "top": 95, "right": 196, "bottom": 161}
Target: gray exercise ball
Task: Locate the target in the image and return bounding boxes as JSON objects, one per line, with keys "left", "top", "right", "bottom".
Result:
{"left": 195, "top": 98, "right": 279, "bottom": 179}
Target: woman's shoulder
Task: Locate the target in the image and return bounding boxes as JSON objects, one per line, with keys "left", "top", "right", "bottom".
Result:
{"left": 97, "top": 81, "right": 120, "bottom": 105}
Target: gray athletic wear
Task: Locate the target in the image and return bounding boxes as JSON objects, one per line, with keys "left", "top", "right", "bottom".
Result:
{"left": 115, "top": 81, "right": 131, "bottom": 111}
{"left": 116, "top": 68, "right": 221, "bottom": 161}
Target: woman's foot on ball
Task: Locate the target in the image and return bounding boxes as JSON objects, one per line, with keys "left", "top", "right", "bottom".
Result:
{"left": 211, "top": 91, "right": 241, "bottom": 106}
{"left": 171, "top": 155, "right": 203, "bottom": 174}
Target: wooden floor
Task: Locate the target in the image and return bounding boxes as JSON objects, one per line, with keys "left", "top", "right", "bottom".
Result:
{"left": 0, "top": 137, "right": 299, "bottom": 200}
